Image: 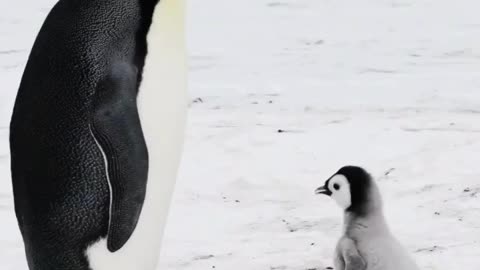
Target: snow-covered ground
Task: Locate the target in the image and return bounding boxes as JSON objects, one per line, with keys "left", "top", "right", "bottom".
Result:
{"left": 1, "top": 0, "right": 480, "bottom": 269}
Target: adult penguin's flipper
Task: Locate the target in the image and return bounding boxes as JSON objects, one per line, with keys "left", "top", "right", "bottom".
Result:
{"left": 91, "top": 62, "right": 149, "bottom": 253}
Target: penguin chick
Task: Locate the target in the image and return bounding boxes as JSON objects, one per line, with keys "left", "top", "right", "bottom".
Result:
{"left": 315, "top": 166, "right": 420, "bottom": 270}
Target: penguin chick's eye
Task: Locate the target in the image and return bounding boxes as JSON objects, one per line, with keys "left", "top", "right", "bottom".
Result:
{"left": 333, "top": 183, "right": 340, "bottom": 190}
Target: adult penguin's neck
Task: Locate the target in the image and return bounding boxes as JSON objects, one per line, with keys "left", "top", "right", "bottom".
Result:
{"left": 138, "top": 0, "right": 187, "bottom": 101}
{"left": 148, "top": 0, "right": 186, "bottom": 48}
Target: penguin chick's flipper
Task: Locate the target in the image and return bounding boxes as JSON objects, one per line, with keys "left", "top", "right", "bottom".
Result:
{"left": 91, "top": 62, "right": 149, "bottom": 252}
{"left": 334, "top": 237, "right": 367, "bottom": 270}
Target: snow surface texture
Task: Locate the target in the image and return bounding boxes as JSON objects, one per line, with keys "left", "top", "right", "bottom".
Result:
{"left": 1, "top": 0, "right": 480, "bottom": 269}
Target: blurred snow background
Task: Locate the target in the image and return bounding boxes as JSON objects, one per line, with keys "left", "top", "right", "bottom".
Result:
{"left": 1, "top": 0, "right": 480, "bottom": 269}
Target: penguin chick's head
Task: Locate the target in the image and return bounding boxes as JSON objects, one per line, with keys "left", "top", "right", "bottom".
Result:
{"left": 315, "top": 166, "right": 377, "bottom": 215}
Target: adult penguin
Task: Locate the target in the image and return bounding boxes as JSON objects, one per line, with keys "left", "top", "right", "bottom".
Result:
{"left": 10, "top": 0, "right": 187, "bottom": 269}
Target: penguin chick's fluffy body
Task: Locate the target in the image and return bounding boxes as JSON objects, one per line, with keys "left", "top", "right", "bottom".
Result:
{"left": 315, "top": 166, "right": 420, "bottom": 270}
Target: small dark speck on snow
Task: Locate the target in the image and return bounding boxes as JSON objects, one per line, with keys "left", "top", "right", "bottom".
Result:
{"left": 277, "top": 129, "right": 305, "bottom": 134}
{"left": 193, "top": 255, "right": 215, "bottom": 261}
{"left": 192, "top": 97, "right": 204, "bottom": 103}
{"left": 384, "top": 168, "right": 395, "bottom": 176}
{"left": 415, "top": 245, "right": 445, "bottom": 253}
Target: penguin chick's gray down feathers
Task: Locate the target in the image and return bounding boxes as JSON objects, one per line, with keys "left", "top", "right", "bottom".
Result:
{"left": 315, "top": 166, "right": 420, "bottom": 270}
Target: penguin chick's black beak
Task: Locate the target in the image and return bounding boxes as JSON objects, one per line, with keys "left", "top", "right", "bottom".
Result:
{"left": 315, "top": 185, "right": 332, "bottom": 196}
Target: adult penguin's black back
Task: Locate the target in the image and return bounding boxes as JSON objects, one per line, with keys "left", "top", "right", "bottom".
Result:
{"left": 10, "top": 0, "right": 187, "bottom": 269}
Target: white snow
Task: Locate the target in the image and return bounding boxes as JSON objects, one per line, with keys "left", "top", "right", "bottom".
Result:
{"left": 1, "top": 0, "right": 480, "bottom": 269}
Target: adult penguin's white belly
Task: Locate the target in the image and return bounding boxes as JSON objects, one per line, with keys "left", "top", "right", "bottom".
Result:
{"left": 86, "top": 0, "right": 188, "bottom": 269}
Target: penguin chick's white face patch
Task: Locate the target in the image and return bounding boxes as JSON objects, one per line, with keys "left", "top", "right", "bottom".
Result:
{"left": 328, "top": 175, "right": 351, "bottom": 210}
